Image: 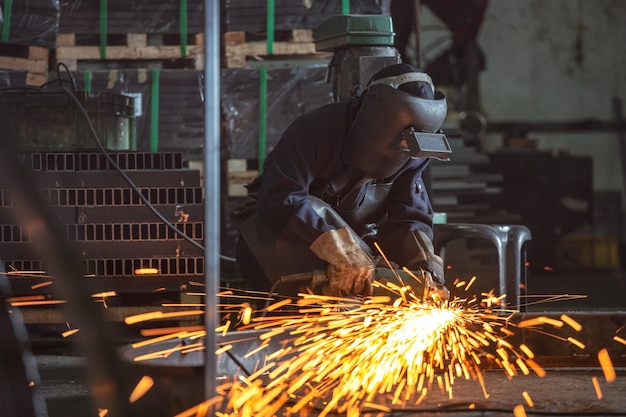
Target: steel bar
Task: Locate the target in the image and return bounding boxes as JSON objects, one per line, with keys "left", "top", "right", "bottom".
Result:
{"left": 487, "top": 119, "right": 626, "bottom": 135}
{"left": 203, "top": 0, "right": 220, "bottom": 410}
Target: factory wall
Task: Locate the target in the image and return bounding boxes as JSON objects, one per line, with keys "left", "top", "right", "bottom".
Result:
{"left": 422, "top": 0, "right": 626, "bottom": 233}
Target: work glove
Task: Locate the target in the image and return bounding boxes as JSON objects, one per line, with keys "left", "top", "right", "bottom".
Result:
{"left": 402, "top": 230, "right": 445, "bottom": 286}
{"left": 309, "top": 227, "right": 375, "bottom": 297}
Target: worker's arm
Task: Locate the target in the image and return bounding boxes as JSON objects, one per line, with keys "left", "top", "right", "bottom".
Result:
{"left": 253, "top": 102, "right": 350, "bottom": 247}
{"left": 375, "top": 158, "right": 444, "bottom": 284}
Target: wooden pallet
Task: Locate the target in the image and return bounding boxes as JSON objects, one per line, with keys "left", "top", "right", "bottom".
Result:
{"left": 226, "top": 159, "right": 258, "bottom": 197}
{"left": 55, "top": 33, "right": 205, "bottom": 71}
{"left": 223, "top": 30, "right": 331, "bottom": 68}
{"left": 0, "top": 45, "right": 49, "bottom": 86}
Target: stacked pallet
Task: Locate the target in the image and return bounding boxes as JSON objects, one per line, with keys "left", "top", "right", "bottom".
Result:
{"left": 55, "top": 0, "right": 204, "bottom": 71}
{"left": 55, "top": 32, "right": 204, "bottom": 72}
{"left": 0, "top": 43, "right": 49, "bottom": 86}
{"left": 223, "top": 29, "right": 330, "bottom": 68}
{"left": 222, "top": 0, "right": 390, "bottom": 68}
{"left": 0, "top": 0, "right": 59, "bottom": 85}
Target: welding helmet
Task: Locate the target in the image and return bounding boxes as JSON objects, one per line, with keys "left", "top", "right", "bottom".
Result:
{"left": 344, "top": 64, "right": 450, "bottom": 179}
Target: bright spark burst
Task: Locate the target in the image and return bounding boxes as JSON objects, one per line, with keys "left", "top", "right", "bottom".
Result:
{"left": 209, "top": 284, "right": 544, "bottom": 417}
{"left": 149, "top": 277, "right": 593, "bottom": 417}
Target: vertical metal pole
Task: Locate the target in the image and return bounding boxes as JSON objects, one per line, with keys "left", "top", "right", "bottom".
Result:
{"left": 413, "top": 0, "right": 422, "bottom": 69}
{"left": 203, "top": 0, "right": 220, "bottom": 410}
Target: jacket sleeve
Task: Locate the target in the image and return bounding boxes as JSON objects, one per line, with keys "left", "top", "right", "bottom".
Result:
{"left": 253, "top": 105, "right": 347, "bottom": 247}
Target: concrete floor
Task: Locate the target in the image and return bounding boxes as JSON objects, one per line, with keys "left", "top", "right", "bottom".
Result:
{"left": 29, "top": 335, "right": 626, "bottom": 417}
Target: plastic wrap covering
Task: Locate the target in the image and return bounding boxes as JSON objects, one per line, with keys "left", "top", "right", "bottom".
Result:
{"left": 221, "top": 65, "right": 333, "bottom": 160}
{"left": 68, "top": 69, "right": 204, "bottom": 160}
{"left": 0, "top": 0, "right": 60, "bottom": 48}
{"left": 223, "top": 0, "right": 391, "bottom": 33}
{"left": 59, "top": 0, "right": 204, "bottom": 34}
{"left": 0, "top": 69, "right": 27, "bottom": 87}
{"left": 0, "top": 88, "right": 135, "bottom": 151}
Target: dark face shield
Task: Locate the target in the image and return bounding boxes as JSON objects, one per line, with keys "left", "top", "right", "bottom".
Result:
{"left": 390, "top": 127, "right": 451, "bottom": 161}
{"left": 344, "top": 84, "right": 449, "bottom": 179}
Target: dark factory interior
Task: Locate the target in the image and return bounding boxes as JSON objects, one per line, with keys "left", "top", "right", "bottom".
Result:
{"left": 0, "top": 1, "right": 625, "bottom": 416}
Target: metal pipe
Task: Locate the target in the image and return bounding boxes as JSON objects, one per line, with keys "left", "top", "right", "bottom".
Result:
{"left": 413, "top": 0, "right": 422, "bottom": 69}
{"left": 487, "top": 119, "right": 626, "bottom": 135}
{"left": 203, "top": 0, "right": 220, "bottom": 410}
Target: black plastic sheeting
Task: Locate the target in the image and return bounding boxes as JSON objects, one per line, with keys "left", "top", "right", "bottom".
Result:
{"left": 223, "top": 0, "right": 391, "bottom": 33}
{"left": 0, "top": 0, "right": 60, "bottom": 48}
{"left": 221, "top": 65, "right": 333, "bottom": 160}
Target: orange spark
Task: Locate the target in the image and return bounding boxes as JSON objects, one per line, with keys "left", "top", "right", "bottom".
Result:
{"left": 135, "top": 268, "right": 159, "bottom": 275}
{"left": 513, "top": 404, "right": 527, "bottom": 417}
{"left": 598, "top": 348, "right": 616, "bottom": 382}
{"left": 62, "top": 329, "right": 80, "bottom": 338}
{"left": 591, "top": 376, "right": 603, "bottom": 399}
{"left": 140, "top": 326, "right": 205, "bottom": 337}
{"left": 129, "top": 376, "right": 154, "bottom": 403}
{"left": 567, "top": 337, "right": 585, "bottom": 350}
{"left": 613, "top": 335, "right": 626, "bottom": 346}
{"left": 560, "top": 314, "right": 582, "bottom": 331}
{"left": 9, "top": 299, "right": 66, "bottom": 307}
{"left": 125, "top": 310, "right": 204, "bottom": 325}
{"left": 31, "top": 281, "right": 53, "bottom": 289}
{"left": 522, "top": 391, "right": 534, "bottom": 407}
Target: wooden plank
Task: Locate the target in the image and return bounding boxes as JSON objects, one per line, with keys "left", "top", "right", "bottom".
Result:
{"left": 225, "top": 55, "right": 246, "bottom": 69}
{"left": 126, "top": 33, "right": 148, "bottom": 47}
{"left": 227, "top": 159, "right": 248, "bottom": 172}
{"left": 27, "top": 46, "right": 50, "bottom": 61}
{"left": 54, "top": 33, "right": 204, "bottom": 70}
{"left": 56, "top": 45, "right": 203, "bottom": 60}
{"left": 222, "top": 30, "right": 330, "bottom": 67}
{"left": 56, "top": 33, "right": 76, "bottom": 47}
{"left": 225, "top": 41, "right": 320, "bottom": 58}
{"left": 0, "top": 56, "right": 47, "bottom": 73}
{"left": 223, "top": 31, "right": 246, "bottom": 46}
{"left": 290, "top": 29, "right": 313, "bottom": 43}
{"left": 227, "top": 170, "right": 258, "bottom": 197}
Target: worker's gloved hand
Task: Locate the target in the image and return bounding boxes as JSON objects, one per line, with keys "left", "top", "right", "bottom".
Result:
{"left": 419, "top": 270, "right": 451, "bottom": 303}
{"left": 310, "top": 227, "right": 375, "bottom": 297}
{"left": 401, "top": 230, "right": 449, "bottom": 303}
{"left": 402, "top": 230, "right": 445, "bottom": 285}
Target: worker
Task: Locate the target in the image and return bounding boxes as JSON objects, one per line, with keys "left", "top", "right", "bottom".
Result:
{"left": 235, "top": 63, "right": 448, "bottom": 297}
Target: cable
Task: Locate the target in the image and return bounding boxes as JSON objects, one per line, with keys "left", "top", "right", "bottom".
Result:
{"left": 63, "top": 86, "right": 240, "bottom": 264}
{"left": 55, "top": 62, "right": 78, "bottom": 90}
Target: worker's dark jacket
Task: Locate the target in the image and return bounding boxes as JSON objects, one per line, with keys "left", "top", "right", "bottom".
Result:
{"left": 237, "top": 98, "right": 434, "bottom": 289}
